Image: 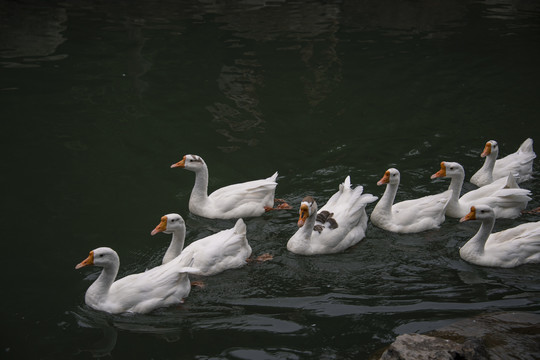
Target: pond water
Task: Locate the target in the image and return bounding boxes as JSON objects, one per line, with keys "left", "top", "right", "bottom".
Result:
{"left": 2, "top": 0, "right": 540, "bottom": 359}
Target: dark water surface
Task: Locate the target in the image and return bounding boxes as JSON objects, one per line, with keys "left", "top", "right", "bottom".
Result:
{"left": 2, "top": 0, "right": 540, "bottom": 359}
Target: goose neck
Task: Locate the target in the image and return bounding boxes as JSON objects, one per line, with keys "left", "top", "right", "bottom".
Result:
{"left": 376, "top": 182, "right": 398, "bottom": 213}
{"left": 297, "top": 211, "right": 317, "bottom": 243}
{"left": 190, "top": 166, "right": 209, "bottom": 202}
{"left": 163, "top": 228, "right": 186, "bottom": 264}
{"left": 448, "top": 174, "right": 464, "bottom": 203}
{"left": 462, "top": 216, "right": 495, "bottom": 257}
{"left": 480, "top": 154, "right": 496, "bottom": 175}
{"left": 86, "top": 262, "right": 118, "bottom": 304}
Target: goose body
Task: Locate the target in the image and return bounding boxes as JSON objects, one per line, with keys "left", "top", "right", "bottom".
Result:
{"left": 470, "top": 138, "right": 536, "bottom": 187}
{"left": 431, "top": 161, "right": 531, "bottom": 219}
{"left": 287, "top": 176, "right": 377, "bottom": 255}
{"left": 75, "top": 247, "right": 200, "bottom": 314}
{"left": 459, "top": 205, "right": 540, "bottom": 268}
{"left": 171, "top": 154, "right": 284, "bottom": 219}
{"left": 370, "top": 168, "right": 452, "bottom": 233}
{"left": 152, "top": 214, "right": 252, "bottom": 276}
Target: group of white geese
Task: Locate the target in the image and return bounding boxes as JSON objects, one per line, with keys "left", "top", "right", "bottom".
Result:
{"left": 76, "top": 138, "right": 540, "bottom": 314}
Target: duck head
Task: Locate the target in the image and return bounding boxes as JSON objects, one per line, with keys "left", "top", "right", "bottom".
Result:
{"left": 481, "top": 140, "right": 499, "bottom": 158}
{"left": 75, "top": 247, "right": 119, "bottom": 269}
{"left": 460, "top": 205, "right": 495, "bottom": 222}
{"left": 171, "top": 154, "right": 206, "bottom": 172}
{"left": 151, "top": 213, "right": 185, "bottom": 235}
{"left": 431, "top": 161, "right": 464, "bottom": 179}
{"left": 297, "top": 196, "right": 317, "bottom": 227}
{"left": 377, "top": 168, "right": 400, "bottom": 186}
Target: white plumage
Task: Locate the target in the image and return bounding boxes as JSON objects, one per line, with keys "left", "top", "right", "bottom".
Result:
{"left": 370, "top": 168, "right": 452, "bottom": 233}
{"left": 75, "top": 247, "right": 200, "bottom": 314}
{"left": 287, "top": 176, "right": 377, "bottom": 255}
{"left": 459, "top": 205, "right": 540, "bottom": 268}
{"left": 151, "top": 214, "right": 252, "bottom": 276}
{"left": 171, "top": 154, "right": 285, "bottom": 219}
{"left": 470, "top": 138, "right": 536, "bottom": 187}
{"left": 431, "top": 161, "right": 531, "bottom": 219}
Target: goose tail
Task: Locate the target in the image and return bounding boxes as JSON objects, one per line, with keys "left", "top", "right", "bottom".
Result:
{"left": 234, "top": 218, "right": 247, "bottom": 235}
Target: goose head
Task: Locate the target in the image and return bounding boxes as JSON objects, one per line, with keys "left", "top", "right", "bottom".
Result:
{"left": 430, "top": 161, "right": 464, "bottom": 179}
{"left": 297, "top": 196, "right": 317, "bottom": 227}
{"left": 151, "top": 213, "right": 185, "bottom": 235}
{"left": 171, "top": 154, "right": 206, "bottom": 172}
{"left": 75, "top": 247, "right": 119, "bottom": 269}
{"left": 481, "top": 140, "right": 499, "bottom": 158}
{"left": 460, "top": 205, "right": 495, "bottom": 223}
{"left": 377, "top": 168, "right": 400, "bottom": 186}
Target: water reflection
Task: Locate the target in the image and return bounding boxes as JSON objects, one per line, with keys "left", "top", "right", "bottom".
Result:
{"left": 483, "top": 0, "right": 540, "bottom": 18}
{"left": 3, "top": 0, "right": 540, "bottom": 359}
{"left": 207, "top": 59, "right": 265, "bottom": 152}
{"left": 340, "top": 0, "right": 467, "bottom": 37}
{"left": 72, "top": 308, "right": 118, "bottom": 358}
{"left": 73, "top": 305, "right": 190, "bottom": 357}
{"left": 123, "top": 19, "right": 151, "bottom": 98}
{"left": 0, "top": 1, "right": 67, "bottom": 68}
{"left": 205, "top": 1, "right": 345, "bottom": 150}
{"left": 72, "top": 302, "right": 308, "bottom": 357}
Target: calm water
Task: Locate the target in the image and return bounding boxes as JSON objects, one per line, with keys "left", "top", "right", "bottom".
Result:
{"left": 2, "top": 0, "right": 540, "bottom": 359}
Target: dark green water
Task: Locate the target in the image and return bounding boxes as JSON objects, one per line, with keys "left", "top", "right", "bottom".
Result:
{"left": 2, "top": 0, "right": 540, "bottom": 359}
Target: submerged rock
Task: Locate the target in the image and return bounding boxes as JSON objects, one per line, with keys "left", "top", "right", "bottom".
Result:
{"left": 377, "top": 312, "right": 540, "bottom": 360}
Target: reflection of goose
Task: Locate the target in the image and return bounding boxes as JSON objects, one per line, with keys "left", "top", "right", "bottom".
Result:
{"left": 171, "top": 154, "right": 289, "bottom": 219}
{"left": 431, "top": 161, "right": 531, "bottom": 219}
{"left": 470, "top": 138, "right": 536, "bottom": 186}
{"left": 287, "top": 176, "right": 377, "bottom": 255}
{"left": 75, "top": 247, "right": 200, "bottom": 314}
{"left": 459, "top": 205, "right": 540, "bottom": 268}
{"left": 370, "top": 168, "right": 452, "bottom": 233}
{"left": 85, "top": 325, "right": 117, "bottom": 358}
{"left": 151, "top": 214, "right": 252, "bottom": 276}
{"left": 72, "top": 309, "right": 118, "bottom": 358}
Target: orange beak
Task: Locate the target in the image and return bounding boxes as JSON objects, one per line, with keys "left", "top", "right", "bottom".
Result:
{"left": 430, "top": 162, "right": 446, "bottom": 179}
{"left": 297, "top": 204, "right": 309, "bottom": 227}
{"left": 75, "top": 251, "right": 94, "bottom": 269}
{"left": 151, "top": 216, "right": 168, "bottom": 235}
{"left": 480, "top": 142, "right": 491, "bottom": 158}
{"left": 460, "top": 206, "right": 476, "bottom": 223}
{"left": 377, "top": 170, "right": 390, "bottom": 186}
{"left": 171, "top": 156, "right": 186, "bottom": 169}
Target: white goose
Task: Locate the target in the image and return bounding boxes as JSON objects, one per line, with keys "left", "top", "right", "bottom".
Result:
{"left": 75, "top": 247, "right": 200, "bottom": 314}
{"left": 370, "top": 168, "right": 452, "bottom": 233}
{"left": 151, "top": 214, "right": 252, "bottom": 276}
{"left": 171, "top": 154, "right": 290, "bottom": 219}
{"left": 431, "top": 161, "right": 531, "bottom": 219}
{"left": 287, "top": 176, "right": 377, "bottom": 255}
{"left": 470, "top": 138, "right": 536, "bottom": 187}
{"left": 459, "top": 205, "right": 540, "bottom": 268}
